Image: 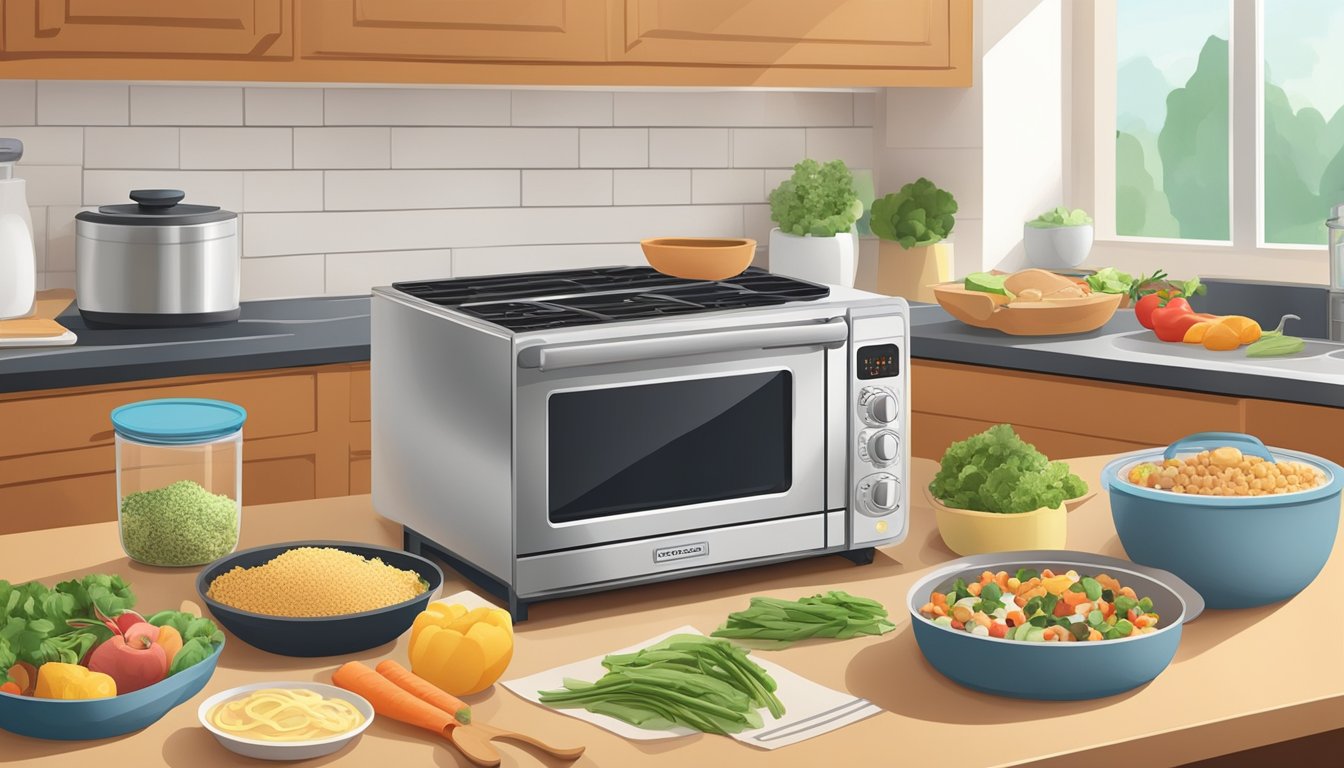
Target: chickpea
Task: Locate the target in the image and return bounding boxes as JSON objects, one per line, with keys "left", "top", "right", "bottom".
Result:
{"left": 1252, "top": 463, "right": 1268, "bottom": 478}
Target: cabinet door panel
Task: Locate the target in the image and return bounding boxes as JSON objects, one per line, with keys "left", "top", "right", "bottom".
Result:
{"left": 302, "top": 0, "right": 606, "bottom": 63}
{"left": 612, "top": 0, "right": 952, "bottom": 68}
{"left": 2, "top": 0, "right": 292, "bottom": 59}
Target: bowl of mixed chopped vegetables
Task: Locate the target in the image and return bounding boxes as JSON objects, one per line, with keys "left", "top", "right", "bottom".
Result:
{"left": 907, "top": 550, "right": 1203, "bottom": 700}
{"left": 1105, "top": 432, "right": 1342, "bottom": 609}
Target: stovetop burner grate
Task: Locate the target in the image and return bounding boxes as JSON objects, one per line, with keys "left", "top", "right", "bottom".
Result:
{"left": 393, "top": 266, "right": 830, "bottom": 331}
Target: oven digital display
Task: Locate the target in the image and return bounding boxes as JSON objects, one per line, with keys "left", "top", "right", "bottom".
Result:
{"left": 857, "top": 344, "right": 900, "bottom": 380}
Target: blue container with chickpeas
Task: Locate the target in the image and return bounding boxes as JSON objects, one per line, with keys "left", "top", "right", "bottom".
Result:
{"left": 1103, "top": 432, "right": 1343, "bottom": 609}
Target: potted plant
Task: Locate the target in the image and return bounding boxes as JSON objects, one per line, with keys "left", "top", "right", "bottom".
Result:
{"left": 766, "top": 159, "right": 864, "bottom": 287}
{"left": 1024, "top": 206, "right": 1093, "bottom": 268}
{"left": 870, "top": 177, "right": 957, "bottom": 302}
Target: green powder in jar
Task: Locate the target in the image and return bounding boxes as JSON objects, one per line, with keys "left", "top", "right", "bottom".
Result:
{"left": 120, "top": 479, "right": 239, "bottom": 566}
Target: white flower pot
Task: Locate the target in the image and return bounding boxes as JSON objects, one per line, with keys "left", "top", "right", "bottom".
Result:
{"left": 767, "top": 227, "right": 858, "bottom": 287}
{"left": 1023, "top": 223, "right": 1093, "bottom": 269}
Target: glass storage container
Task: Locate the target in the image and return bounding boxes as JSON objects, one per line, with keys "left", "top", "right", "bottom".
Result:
{"left": 111, "top": 398, "right": 246, "bottom": 566}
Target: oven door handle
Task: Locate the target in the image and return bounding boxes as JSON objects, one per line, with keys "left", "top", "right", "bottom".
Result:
{"left": 517, "top": 318, "right": 849, "bottom": 371}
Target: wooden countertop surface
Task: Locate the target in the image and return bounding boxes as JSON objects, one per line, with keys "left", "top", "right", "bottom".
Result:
{"left": 3, "top": 454, "right": 1342, "bottom": 767}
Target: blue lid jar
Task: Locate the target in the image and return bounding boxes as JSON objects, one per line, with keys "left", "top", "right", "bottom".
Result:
{"left": 111, "top": 398, "right": 247, "bottom": 445}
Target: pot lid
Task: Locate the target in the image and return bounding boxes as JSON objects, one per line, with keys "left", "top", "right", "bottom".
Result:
{"left": 76, "top": 189, "right": 237, "bottom": 227}
{"left": 111, "top": 398, "right": 247, "bottom": 445}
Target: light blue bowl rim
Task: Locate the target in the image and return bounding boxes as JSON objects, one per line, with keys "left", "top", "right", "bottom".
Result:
{"left": 0, "top": 639, "right": 223, "bottom": 705}
{"left": 1102, "top": 446, "right": 1344, "bottom": 507}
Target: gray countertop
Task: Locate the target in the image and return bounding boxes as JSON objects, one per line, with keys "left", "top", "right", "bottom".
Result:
{"left": 1, "top": 294, "right": 1339, "bottom": 408}
{"left": 908, "top": 303, "right": 1344, "bottom": 408}
{"left": 0, "top": 297, "right": 371, "bottom": 394}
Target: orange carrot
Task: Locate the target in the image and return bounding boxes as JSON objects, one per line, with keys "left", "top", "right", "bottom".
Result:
{"left": 332, "top": 661, "right": 456, "bottom": 735}
{"left": 0, "top": 682, "right": 19, "bottom": 695}
{"left": 376, "top": 660, "right": 472, "bottom": 725}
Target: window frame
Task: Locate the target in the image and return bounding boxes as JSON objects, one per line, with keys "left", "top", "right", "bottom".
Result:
{"left": 1074, "top": 0, "right": 1329, "bottom": 283}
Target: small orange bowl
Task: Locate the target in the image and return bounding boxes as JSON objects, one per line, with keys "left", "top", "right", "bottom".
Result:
{"left": 640, "top": 237, "right": 756, "bottom": 280}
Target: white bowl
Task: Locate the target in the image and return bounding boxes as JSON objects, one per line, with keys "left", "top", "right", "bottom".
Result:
{"left": 198, "top": 681, "right": 375, "bottom": 761}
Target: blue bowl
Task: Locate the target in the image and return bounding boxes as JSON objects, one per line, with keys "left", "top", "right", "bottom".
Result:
{"left": 1104, "top": 432, "right": 1343, "bottom": 609}
{"left": 0, "top": 640, "right": 223, "bottom": 740}
{"left": 198, "top": 540, "right": 443, "bottom": 657}
{"left": 907, "top": 551, "right": 1203, "bottom": 701}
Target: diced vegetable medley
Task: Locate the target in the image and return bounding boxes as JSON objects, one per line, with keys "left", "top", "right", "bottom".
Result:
{"left": 1128, "top": 446, "right": 1323, "bottom": 496}
{"left": 919, "top": 568, "right": 1161, "bottom": 642}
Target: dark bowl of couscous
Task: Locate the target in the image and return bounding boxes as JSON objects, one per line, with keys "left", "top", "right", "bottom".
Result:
{"left": 197, "top": 541, "right": 443, "bottom": 657}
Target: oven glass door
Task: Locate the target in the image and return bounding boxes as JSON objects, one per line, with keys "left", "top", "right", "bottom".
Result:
{"left": 515, "top": 339, "right": 828, "bottom": 555}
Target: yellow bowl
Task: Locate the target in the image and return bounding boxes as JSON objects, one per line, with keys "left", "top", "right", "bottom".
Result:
{"left": 641, "top": 237, "right": 756, "bottom": 280}
{"left": 923, "top": 485, "right": 1068, "bottom": 556}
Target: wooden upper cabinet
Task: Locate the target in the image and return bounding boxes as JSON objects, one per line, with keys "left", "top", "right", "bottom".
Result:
{"left": 302, "top": 0, "right": 607, "bottom": 63}
{"left": 1, "top": 0, "right": 292, "bottom": 59}
{"left": 611, "top": 0, "right": 961, "bottom": 71}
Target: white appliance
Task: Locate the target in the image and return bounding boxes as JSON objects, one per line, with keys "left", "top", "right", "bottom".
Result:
{"left": 0, "top": 138, "right": 35, "bottom": 320}
{"left": 371, "top": 266, "right": 909, "bottom": 620}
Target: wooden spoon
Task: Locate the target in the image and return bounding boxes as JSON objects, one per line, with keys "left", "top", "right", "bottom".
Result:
{"left": 455, "top": 722, "right": 586, "bottom": 762}
{"left": 446, "top": 724, "right": 503, "bottom": 767}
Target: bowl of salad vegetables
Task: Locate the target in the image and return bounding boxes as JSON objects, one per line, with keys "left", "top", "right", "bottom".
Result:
{"left": 0, "top": 573, "right": 225, "bottom": 740}
{"left": 926, "top": 425, "right": 1093, "bottom": 556}
{"left": 906, "top": 550, "right": 1203, "bottom": 701}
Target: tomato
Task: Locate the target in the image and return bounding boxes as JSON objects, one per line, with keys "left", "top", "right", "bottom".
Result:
{"left": 1151, "top": 298, "right": 1211, "bottom": 342}
{"left": 1134, "top": 292, "right": 1167, "bottom": 329}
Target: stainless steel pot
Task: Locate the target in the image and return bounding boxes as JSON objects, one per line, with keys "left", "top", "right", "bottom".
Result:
{"left": 76, "top": 189, "right": 239, "bottom": 327}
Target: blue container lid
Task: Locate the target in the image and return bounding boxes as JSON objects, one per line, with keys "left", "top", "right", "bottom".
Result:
{"left": 111, "top": 398, "right": 247, "bottom": 445}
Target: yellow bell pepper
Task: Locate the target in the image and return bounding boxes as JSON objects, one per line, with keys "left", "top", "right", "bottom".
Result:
{"left": 408, "top": 603, "right": 513, "bottom": 696}
{"left": 33, "top": 662, "right": 116, "bottom": 700}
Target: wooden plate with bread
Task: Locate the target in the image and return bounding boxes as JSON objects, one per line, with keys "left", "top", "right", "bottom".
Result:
{"left": 932, "top": 269, "right": 1123, "bottom": 335}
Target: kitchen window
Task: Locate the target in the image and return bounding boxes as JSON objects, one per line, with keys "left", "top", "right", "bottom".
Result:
{"left": 1083, "top": 0, "right": 1333, "bottom": 280}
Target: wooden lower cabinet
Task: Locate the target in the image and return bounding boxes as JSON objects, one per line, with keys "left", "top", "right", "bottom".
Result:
{"left": 910, "top": 360, "right": 1344, "bottom": 465}
{"left": 0, "top": 363, "right": 367, "bottom": 536}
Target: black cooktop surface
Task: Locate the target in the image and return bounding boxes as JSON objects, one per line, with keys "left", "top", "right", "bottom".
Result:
{"left": 392, "top": 267, "right": 830, "bottom": 331}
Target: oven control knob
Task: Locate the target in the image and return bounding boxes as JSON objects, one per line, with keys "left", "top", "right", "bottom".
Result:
{"left": 859, "top": 387, "right": 898, "bottom": 425}
{"left": 858, "top": 474, "right": 900, "bottom": 516}
{"left": 867, "top": 430, "right": 899, "bottom": 465}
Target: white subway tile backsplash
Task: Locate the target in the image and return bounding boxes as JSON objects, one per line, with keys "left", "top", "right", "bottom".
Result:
{"left": 512, "top": 91, "right": 612, "bottom": 126}
{"left": 579, "top": 128, "right": 647, "bottom": 168}
{"left": 649, "top": 129, "right": 728, "bottom": 168}
{"left": 26, "top": 82, "right": 880, "bottom": 297}
{"left": 44, "top": 271, "right": 76, "bottom": 290}
{"left": 244, "top": 171, "right": 324, "bottom": 212}
{"left": 131, "top": 85, "right": 242, "bottom": 126}
{"left": 240, "top": 254, "right": 326, "bottom": 300}
{"left": 0, "top": 127, "right": 82, "bottom": 165}
{"left": 294, "top": 128, "right": 389, "bottom": 169}
{"left": 743, "top": 204, "right": 776, "bottom": 249}
{"left": 613, "top": 169, "right": 690, "bottom": 206}
{"left": 325, "top": 170, "right": 519, "bottom": 210}
{"left": 392, "top": 128, "right": 577, "bottom": 169}
{"left": 45, "top": 206, "right": 81, "bottom": 272}
{"left": 16, "top": 166, "right": 81, "bottom": 206}
{"left": 180, "top": 128, "right": 291, "bottom": 170}
{"left": 691, "top": 169, "right": 764, "bottom": 204}
{"left": 326, "top": 88, "right": 510, "bottom": 126}
{"left": 84, "top": 170, "right": 243, "bottom": 211}
{"left": 615, "top": 92, "right": 854, "bottom": 127}
{"left": 731, "top": 129, "right": 804, "bottom": 168}
{"left": 245, "top": 205, "right": 743, "bottom": 257}
{"left": 325, "top": 249, "right": 453, "bottom": 294}
{"left": 0, "top": 82, "right": 36, "bottom": 125}
{"left": 806, "top": 128, "right": 874, "bottom": 169}
{"left": 38, "top": 82, "right": 127, "bottom": 126}
{"left": 853, "top": 92, "right": 877, "bottom": 128}
{"left": 84, "top": 128, "right": 177, "bottom": 169}
{"left": 453, "top": 243, "right": 646, "bottom": 276}
{"left": 523, "top": 170, "right": 611, "bottom": 207}
{"left": 246, "top": 88, "right": 323, "bottom": 126}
